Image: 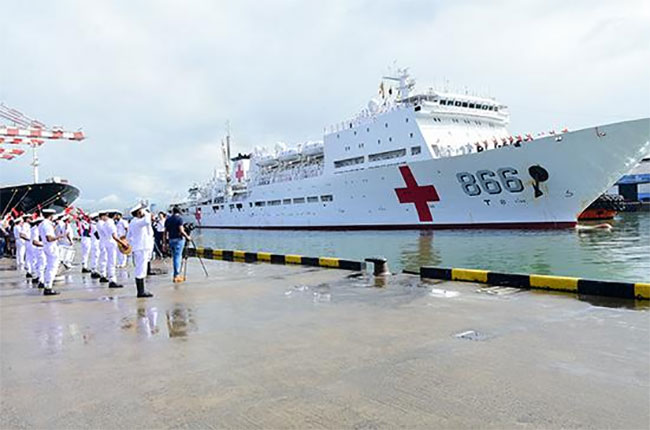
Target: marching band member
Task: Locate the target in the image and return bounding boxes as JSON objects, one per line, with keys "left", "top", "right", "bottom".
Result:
{"left": 103, "top": 210, "right": 128, "bottom": 288}
{"left": 13, "top": 215, "right": 27, "bottom": 273}
{"left": 31, "top": 217, "right": 46, "bottom": 288}
{"left": 89, "top": 213, "right": 101, "bottom": 278}
{"left": 127, "top": 203, "right": 154, "bottom": 298}
{"left": 79, "top": 214, "right": 92, "bottom": 273}
{"left": 115, "top": 212, "right": 129, "bottom": 268}
{"left": 39, "top": 209, "right": 63, "bottom": 296}
{"left": 23, "top": 216, "right": 35, "bottom": 279}
{"left": 97, "top": 211, "right": 108, "bottom": 283}
{"left": 56, "top": 215, "right": 75, "bottom": 269}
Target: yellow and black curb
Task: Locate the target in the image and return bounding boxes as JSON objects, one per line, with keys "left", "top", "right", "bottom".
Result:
{"left": 187, "top": 247, "right": 366, "bottom": 271}
{"left": 420, "top": 267, "right": 649, "bottom": 300}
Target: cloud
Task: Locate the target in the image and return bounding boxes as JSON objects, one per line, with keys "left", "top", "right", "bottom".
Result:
{"left": 1, "top": 0, "right": 648, "bottom": 208}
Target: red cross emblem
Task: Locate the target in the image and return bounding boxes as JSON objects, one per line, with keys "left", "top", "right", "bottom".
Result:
{"left": 394, "top": 165, "right": 440, "bottom": 222}
{"left": 235, "top": 162, "right": 244, "bottom": 181}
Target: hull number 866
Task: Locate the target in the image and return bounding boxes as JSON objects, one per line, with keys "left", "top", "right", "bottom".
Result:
{"left": 456, "top": 168, "right": 524, "bottom": 196}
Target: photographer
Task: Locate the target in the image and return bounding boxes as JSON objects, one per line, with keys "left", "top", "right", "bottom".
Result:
{"left": 165, "top": 206, "right": 191, "bottom": 283}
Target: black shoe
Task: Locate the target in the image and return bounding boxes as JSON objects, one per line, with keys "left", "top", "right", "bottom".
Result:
{"left": 99, "top": 277, "right": 109, "bottom": 283}
{"left": 91, "top": 272, "right": 101, "bottom": 279}
{"left": 108, "top": 282, "right": 123, "bottom": 289}
{"left": 26, "top": 273, "right": 32, "bottom": 279}
{"left": 31, "top": 278, "right": 39, "bottom": 285}
{"left": 38, "top": 282, "right": 45, "bottom": 289}
{"left": 43, "top": 288, "right": 60, "bottom": 296}
{"left": 82, "top": 268, "right": 91, "bottom": 274}
{"left": 136, "top": 278, "right": 153, "bottom": 298}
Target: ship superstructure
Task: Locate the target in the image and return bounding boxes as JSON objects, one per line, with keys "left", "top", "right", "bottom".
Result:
{"left": 177, "top": 68, "right": 650, "bottom": 229}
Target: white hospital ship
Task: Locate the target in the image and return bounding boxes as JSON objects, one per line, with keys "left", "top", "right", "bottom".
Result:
{"left": 178, "top": 68, "right": 650, "bottom": 229}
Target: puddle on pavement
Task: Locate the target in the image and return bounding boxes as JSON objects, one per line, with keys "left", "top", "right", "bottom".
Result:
{"left": 429, "top": 288, "right": 460, "bottom": 298}
{"left": 454, "top": 330, "right": 490, "bottom": 341}
{"left": 166, "top": 303, "right": 198, "bottom": 338}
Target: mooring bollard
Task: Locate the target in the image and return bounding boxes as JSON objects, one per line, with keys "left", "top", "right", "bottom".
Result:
{"left": 365, "top": 257, "right": 390, "bottom": 276}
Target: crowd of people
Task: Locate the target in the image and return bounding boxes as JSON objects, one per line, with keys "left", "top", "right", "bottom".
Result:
{"left": 0, "top": 204, "right": 191, "bottom": 297}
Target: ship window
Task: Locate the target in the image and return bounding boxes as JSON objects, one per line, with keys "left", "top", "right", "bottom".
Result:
{"left": 385, "top": 123, "right": 388, "bottom": 128}
{"left": 369, "top": 148, "right": 406, "bottom": 162}
{"left": 283, "top": 199, "right": 291, "bottom": 205}
{"left": 455, "top": 101, "right": 461, "bottom": 107}
{"left": 320, "top": 195, "right": 333, "bottom": 202}
{"left": 268, "top": 200, "right": 281, "bottom": 206}
{"left": 212, "top": 205, "right": 219, "bottom": 211}
{"left": 307, "top": 196, "right": 319, "bottom": 203}
{"left": 405, "top": 118, "right": 409, "bottom": 123}
{"left": 482, "top": 105, "right": 488, "bottom": 110}
{"left": 388, "top": 137, "right": 392, "bottom": 142}
{"left": 411, "top": 146, "right": 421, "bottom": 155}
{"left": 462, "top": 102, "right": 468, "bottom": 108}
{"left": 488, "top": 106, "right": 494, "bottom": 111}
{"left": 255, "top": 201, "right": 265, "bottom": 207}
{"left": 229, "top": 204, "right": 235, "bottom": 209}
{"left": 334, "top": 156, "right": 365, "bottom": 168}
{"left": 440, "top": 100, "right": 446, "bottom": 105}
{"left": 469, "top": 103, "right": 475, "bottom": 108}
{"left": 367, "top": 127, "right": 370, "bottom": 132}
{"left": 236, "top": 203, "right": 243, "bottom": 210}
{"left": 249, "top": 202, "right": 253, "bottom": 207}
{"left": 354, "top": 131, "right": 357, "bottom": 135}
{"left": 293, "top": 197, "right": 305, "bottom": 204}
{"left": 410, "top": 132, "right": 414, "bottom": 138}
{"left": 494, "top": 107, "right": 499, "bottom": 112}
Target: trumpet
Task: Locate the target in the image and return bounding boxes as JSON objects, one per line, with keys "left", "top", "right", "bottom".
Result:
{"left": 117, "top": 236, "right": 132, "bottom": 255}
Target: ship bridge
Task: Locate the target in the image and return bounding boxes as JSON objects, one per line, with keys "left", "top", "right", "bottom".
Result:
{"left": 322, "top": 69, "right": 512, "bottom": 175}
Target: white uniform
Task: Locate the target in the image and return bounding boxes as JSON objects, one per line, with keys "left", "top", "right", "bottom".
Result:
{"left": 128, "top": 212, "right": 152, "bottom": 279}
{"left": 97, "top": 219, "right": 107, "bottom": 277}
{"left": 23, "top": 223, "right": 34, "bottom": 275}
{"left": 79, "top": 220, "right": 92, "bottom": 270}
{"left": 31, "top": 224, "right": 45, "bottom": 281}
{"left": 116, "top": 218, "right": 129, "bottom": 267}
{"left": 56, "top": 221, "right": 75, "bottom": 268}
{"left": 13, "top": 223, "right": 26, "bottom": 271}
{"left": 39, "top": 219, "right": 59, "bottom": 289}
{"left": 103, "top": 218, "right": 118, "bottom": 283}
{"left": 89, "top": 221, "right": 100, "bottom": 272}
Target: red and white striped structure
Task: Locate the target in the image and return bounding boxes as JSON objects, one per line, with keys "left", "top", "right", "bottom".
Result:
{"left": 0, "top": 103, "right": 86, "bottom": 183}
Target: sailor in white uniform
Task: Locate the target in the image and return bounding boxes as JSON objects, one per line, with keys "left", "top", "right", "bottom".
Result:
{"left": 127, "top": 203, "right": 154, "bottom": 297}
{"left": 13, "top": 216, "right": 28, "bottom": 273}
{"left": 56, "top": 215, "right": 75, "bottom": 269}
{"left": 23, "top": 216, "right": 35, "bottom": 279}
{"left": 88, "top": 213, "right": 101, "bottom": 278}
{"left": 39, "top": 209, "right": 62, "bottom": 296}
{"left": 96, "top": 211, "right": 108, "bottom": 283}
{"left": 79, "top": 215, "right": 92, "bottom": 273}
{"left": 30, "top": 217, "right": 46, "bottom": 288}
{"left": 115, "top": 212, "right": 129, "bottom": 268}
{"left": 103, "top": 210, "right": 127, "bottom": 288}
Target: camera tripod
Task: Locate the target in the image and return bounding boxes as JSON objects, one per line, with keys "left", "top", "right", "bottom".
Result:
{"left": 181, "top": 238, "right": 209, "bottom": 279}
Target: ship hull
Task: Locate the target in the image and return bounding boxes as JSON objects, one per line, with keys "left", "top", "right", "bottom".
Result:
{"left": 0, "top": 182, "right": 80, "bottom": 216}
{"left": 187, "top": 118, "right": 650, "bottom": 229}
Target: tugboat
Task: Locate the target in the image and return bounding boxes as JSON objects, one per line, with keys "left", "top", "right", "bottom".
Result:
{"left": 0, "top": 103, "right": 85, "bottom": 217}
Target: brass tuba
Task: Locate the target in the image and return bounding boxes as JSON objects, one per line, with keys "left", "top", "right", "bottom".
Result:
{"left": 117, "top": 236, "right": 132, "bottom": 255}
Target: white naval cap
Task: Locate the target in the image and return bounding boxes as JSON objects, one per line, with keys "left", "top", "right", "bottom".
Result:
{"left": 42, "top": 208, "right": 57, "bottom": 217}
{"left": 130, "top": 202, "right": 147, "bottom": 215}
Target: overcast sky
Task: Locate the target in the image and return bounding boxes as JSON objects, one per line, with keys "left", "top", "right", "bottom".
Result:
{"left": 1, "top": 0, "right": 648, "bottom": 210}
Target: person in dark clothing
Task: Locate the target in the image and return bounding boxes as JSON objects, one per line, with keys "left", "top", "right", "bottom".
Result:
{"left": 164, "top": 206, "right": 191, "bottom": 283}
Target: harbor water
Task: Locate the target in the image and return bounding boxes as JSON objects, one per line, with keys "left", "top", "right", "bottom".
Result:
{"left": 193, "top": 212, "right": 650, "bottom": 283}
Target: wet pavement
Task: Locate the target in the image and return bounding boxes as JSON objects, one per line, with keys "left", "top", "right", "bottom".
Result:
{"left": 1, "top": 256, "right": 649, "bottom": 429}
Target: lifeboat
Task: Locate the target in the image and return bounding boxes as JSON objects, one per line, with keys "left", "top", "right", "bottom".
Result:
{"left": 278, "top": 149, "right": 301, "bottom": 162}
{"left": 255, "top": 154, "right": 278, "bottom": 167}
{"left": 302, "top": 141, "right": 324, "bottom": 157}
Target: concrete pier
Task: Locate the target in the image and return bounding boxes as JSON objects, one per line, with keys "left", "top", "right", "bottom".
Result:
{"left": 1, "top": 257, "right": 649, "bottom": 429}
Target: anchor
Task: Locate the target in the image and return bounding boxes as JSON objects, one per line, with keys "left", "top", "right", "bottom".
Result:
{"left": 528, "top": 165, "right": 549, "bottom": 198}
